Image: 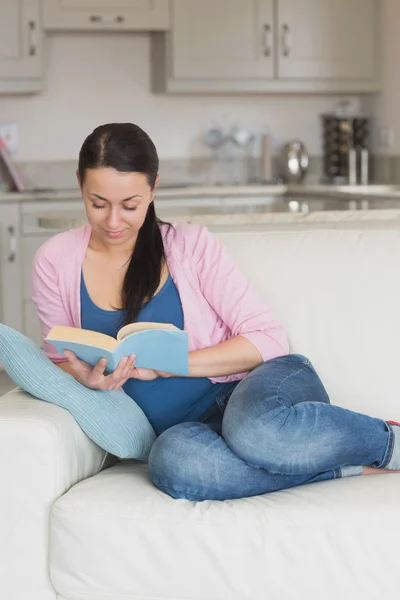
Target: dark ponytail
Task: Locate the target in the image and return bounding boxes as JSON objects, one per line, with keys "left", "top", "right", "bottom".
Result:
{"left": 78, "top": 122, "right": 171, "bottom": 325}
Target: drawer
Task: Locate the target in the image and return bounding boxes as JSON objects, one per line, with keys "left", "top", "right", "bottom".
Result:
{"left": 24, "top": 300, "right": 43, "bottom": 348}
{"left": 22, "top": 201, "right": 85, "bottom": 235}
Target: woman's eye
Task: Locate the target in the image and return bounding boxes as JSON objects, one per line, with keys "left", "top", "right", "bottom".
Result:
{"left": 92, "top": 204, "right": 106, "bottom": 210}
{"left": 124, "top": 206, "right": 138, "bottom": 211}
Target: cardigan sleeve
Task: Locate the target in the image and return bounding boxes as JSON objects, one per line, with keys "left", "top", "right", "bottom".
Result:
{"left": 31, "top": 243, "right": 72, "bottom": 363}
{"left": 192, "top": 227, "right": 289, "bottom": 361}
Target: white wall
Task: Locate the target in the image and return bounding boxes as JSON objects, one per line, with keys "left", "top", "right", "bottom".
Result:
{"left": 0, "top": 32, "right": 364, "bottom": 162}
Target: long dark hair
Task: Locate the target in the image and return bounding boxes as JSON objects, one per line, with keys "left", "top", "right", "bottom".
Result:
{"left": 78, "top": 122, "right": 171, "bottom": 325}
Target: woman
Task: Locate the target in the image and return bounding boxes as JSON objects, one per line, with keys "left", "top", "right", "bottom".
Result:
{"left": 32, "top": 123, "right": 400, "bottom": 502}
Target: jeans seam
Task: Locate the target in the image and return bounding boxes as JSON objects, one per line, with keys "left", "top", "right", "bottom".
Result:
{"left": 274, "top": 363, "right": 310, "bottom": 407}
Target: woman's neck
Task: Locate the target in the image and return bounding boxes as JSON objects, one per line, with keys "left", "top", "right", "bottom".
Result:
{"left": 89, "top": 231, "right": 137, "bottom": 258}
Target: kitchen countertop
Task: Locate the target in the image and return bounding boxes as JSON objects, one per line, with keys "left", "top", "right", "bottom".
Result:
{"left": 5, "top": 182, "right": 400, "bottom": 229}
{"left": 2, "top": 182, "right": 400, "bottom": 203}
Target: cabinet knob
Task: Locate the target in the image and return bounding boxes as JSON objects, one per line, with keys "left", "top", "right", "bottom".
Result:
{"left": 263, "top": 24, "right": 272, "bottom": 57}
{"left": 282, "top": 23, "right": 291, "bottom": 57}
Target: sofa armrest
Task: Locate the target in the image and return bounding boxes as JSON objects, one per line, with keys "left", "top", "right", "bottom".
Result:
{"left": 0, "top": 388, "right": 108, "bottom": 600}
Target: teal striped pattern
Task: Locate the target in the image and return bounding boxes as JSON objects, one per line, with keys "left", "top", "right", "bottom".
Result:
{"left": 0, "top": 324, "right": 156, "bottom": 459}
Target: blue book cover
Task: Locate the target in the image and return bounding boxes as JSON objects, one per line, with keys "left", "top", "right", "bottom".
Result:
{"left": 46, "top": 323, "right": 189, "bottom": 376}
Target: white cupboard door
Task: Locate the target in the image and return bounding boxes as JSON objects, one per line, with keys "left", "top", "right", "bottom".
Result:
{"left": 0, "top": 0, "right": 42, "bottom": 80}
{"left": 277, "top": 0, "right": 378, "bottom": 80}
{"left": 0, "top": 205, "right": 23, "bottom": 332}
{"left": 171, "top": 0, "right": 274, "bottom": 80}
{"left": 42, "top": 0, "right": 170, "bottom": 31}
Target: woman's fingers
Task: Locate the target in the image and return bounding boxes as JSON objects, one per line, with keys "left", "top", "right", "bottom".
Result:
{"left": 86, "top": 358, "right": 108, "bottom": 387}
{"left": 104, "top": 355, "right": 136, "bottom": 390}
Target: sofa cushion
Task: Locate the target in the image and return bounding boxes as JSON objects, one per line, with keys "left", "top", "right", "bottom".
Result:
{"left": 0, "top": 324, "right": 155, "bottom": 459}
{"left": 49, "top": 461, "right": 400, "bottom": 600}
{"left": 218, "top": 227, "right": 400, "bottom": 421}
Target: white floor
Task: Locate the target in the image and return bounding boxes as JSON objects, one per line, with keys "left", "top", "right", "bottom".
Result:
{"left": 0, "top": 370, "right": 18, "bottom": 396}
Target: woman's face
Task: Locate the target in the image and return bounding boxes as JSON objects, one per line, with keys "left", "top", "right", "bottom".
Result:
{"left": 79, "top": 167, "right": 158, "bottom": 247}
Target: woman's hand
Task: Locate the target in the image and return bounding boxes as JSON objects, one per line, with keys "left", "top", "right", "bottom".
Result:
{"left": 63, "top": 351, "right": 171, "bottom": 387}
{"left": 129, "top": 366, "right": 171, "bottom": 381}
{"left": 64, "top": 351, "right": 137, "bottom": 390}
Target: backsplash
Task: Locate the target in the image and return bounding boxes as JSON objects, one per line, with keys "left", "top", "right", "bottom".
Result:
{"left": 0, "top": 33, "right": 367, "bottom": 164}
{"left": 0, "top": 155, "right": 329, "bottom": 192}
{"left": 1, "top": 154, "right": 398, "bottom": 192}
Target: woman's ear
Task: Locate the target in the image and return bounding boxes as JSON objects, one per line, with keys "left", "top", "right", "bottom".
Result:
{"left": 76, "top": 170, "right": 82, "bottom": 190}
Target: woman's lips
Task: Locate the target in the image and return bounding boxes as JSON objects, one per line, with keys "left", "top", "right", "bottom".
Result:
{"left": 104, "top": 230, "right": 125, "bottom": 238}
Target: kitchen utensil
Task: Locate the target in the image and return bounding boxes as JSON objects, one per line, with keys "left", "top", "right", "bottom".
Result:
{"left": 229, "top": 125, "right": 254, "bottom": 147}
{"left": 203, "top": 127, "right": 225, "bottom": 150}
{"left": 280, "top": 139, "right": 309, "bottom": 182}
{"left": 321, "top": 113, "right": 370, "bottom": 183}
{"left": 260, "top": 127, "right": 273, "bottom": 182}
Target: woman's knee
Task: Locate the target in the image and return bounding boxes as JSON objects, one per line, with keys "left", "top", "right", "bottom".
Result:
{"left": 148, "top": 422, "right": 218, "bottom": 499}
{"left": 221, "top": 353, "right": 329, "bottom": 463}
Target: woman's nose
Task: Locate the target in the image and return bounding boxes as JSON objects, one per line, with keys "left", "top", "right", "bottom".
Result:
{"left": 106, "top": 208, "right": 121, "bottom": 229}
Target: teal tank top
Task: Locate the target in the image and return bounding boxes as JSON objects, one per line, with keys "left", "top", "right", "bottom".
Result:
{"left": 80, "top": 272, "right": 229, "bottom": 435}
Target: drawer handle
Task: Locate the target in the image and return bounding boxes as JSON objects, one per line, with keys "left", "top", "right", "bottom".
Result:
{"left": 282, "top": 23, "right": 291, "bottom": 57}
{"left": 263, "top": 24, "right": 272, "bottom": 57}
{"left": 28, "top": 20, "right": 37, "bottom": 57}
{"left": 7, "top": 226, "right": 17, "bottom": 262}
{"left": 89, "top": 15, "right": 125, "bottom": 23}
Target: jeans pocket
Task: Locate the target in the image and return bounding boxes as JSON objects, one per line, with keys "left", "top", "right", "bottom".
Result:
{"left": 215, "top": 382, "right": 239, "bottom": 413}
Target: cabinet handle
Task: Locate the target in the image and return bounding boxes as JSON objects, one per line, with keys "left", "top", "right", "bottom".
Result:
{"left": 7, "top": 226, "right": 17, "bottom": 263}
{"left": 28, "top": 20, "right": 37, "bottom": 57}
{"left": 89, "top": 15, "right": 125, "bottom": 23}
{"left": 263, "top": 24, "right": 272, "bottom": 57}
{"left": 281, "top": 23, "right": 291, "bottom": 57}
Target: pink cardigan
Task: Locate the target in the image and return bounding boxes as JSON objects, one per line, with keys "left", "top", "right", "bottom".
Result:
{"left": 31, "top": 223, "right": 289, "bottom": 383}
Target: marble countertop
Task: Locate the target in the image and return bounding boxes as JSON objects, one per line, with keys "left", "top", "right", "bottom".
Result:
{"left": 36, "top": 208, "right": 400, "bottom": 230}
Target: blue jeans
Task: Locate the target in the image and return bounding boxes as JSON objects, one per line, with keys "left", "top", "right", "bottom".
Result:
{"left": 148, "top": 354, "right": 395, "bottom": 501}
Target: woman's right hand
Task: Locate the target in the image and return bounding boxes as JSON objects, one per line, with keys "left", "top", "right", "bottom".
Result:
{"left": 63, "top": 351, "right": 136, "bottom": 390}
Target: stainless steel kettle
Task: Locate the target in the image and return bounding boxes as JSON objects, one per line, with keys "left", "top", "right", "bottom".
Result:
{"left": 280, "top": 139, "right": 309, "bottom": 182}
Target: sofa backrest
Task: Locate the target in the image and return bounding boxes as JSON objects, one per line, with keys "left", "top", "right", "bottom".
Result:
{"left": 217, "top": 225, "right": 400, "bottom": 420}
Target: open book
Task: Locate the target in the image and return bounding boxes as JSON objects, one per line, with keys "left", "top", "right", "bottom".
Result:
{"left": 46, "top": 322, "right": 189, "bottom": 376}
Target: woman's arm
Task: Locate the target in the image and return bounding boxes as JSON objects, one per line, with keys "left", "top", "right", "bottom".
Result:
{"left": 186, "top": 227, "right": 289, "bottom": 378}
{"left": 31, "top": 245, "right": 74, "bottom": 365}
{"left": 187, "top": 336, "right": 263, "bottom": 378}
{"left": 32, "top": 245, "right": 136, "bottom": 390}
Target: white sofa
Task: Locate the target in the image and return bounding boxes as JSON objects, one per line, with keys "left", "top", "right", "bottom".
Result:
{"left": 1, "top": 222, "right": 400, "bottom": 600}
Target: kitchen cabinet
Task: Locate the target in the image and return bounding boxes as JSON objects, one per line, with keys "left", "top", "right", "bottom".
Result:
{"left": 169, "top": 0, "right": 274, "bottom": 80}
{"left": 0, "top": 0, "right": 43, "bottom": 94}
{"left": 42, "top": 0, "right": 170, "bottom": 31}
{"left": 277, "top": 0, "right": 377, "bottom": 81}
{"left": 0, "top": 205, "right": 23, "bottom": 334}
{"left": 153, "top": 0, "right": 380, "bottom": 94}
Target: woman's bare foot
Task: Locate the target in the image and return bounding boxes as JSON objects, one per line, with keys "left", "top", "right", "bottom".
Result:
{"left": 362, "top": 466, "right": 400, "bottom": 475}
